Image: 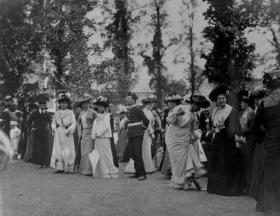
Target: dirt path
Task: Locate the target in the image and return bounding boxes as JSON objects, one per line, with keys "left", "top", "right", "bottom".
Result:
{"left": 0, "top": 161, "right": 262, "bottom": 216}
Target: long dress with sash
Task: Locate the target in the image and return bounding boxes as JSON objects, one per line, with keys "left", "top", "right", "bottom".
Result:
{"left": 165, "top": 104, "right": 205, "bottom": 189}
{"left": 91, "top": 113, "right": 118, "bottom": 179}
{"left": 77, "top": 108, "right": 96, "bottom": 175}
{"left": 51, "top": 109, "right": 76, "bottom": 173}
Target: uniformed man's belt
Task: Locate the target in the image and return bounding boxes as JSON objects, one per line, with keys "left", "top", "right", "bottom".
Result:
{"left": 128, "top": 122, "right": 142, "bottom": 127}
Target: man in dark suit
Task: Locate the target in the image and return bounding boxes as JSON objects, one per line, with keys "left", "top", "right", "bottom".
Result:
{"left": 27, "top": 100, "right": 51, "bottom": 168}
{"left": 125, "top": 93, "right": 149, "bottom": 181}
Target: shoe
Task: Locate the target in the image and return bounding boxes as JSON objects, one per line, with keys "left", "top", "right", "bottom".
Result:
{"left": 192, "top": 180, "right": 202, "bottom": 191}
{"left": 129, "top": 175, "right": 139, "bottom": 178}
{"left": 137, "top": 176, "right": 147, "bottom": 181}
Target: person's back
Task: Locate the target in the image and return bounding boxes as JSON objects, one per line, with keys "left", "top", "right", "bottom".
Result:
{"left": 255, "top": 90, "right": 280, "bottom": 161}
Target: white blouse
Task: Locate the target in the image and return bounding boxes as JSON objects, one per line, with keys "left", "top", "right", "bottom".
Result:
{"left": 91, "top": 113, "right": 112, "bottom": 139}
{"left": 211, "top": 104, "right": 232, "bottom": 129}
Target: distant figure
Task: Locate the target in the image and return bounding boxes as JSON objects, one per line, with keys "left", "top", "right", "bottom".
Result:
{"left": 27, "top": 99, "right": 52, "bottom": 168}
{"left": 10, "top": 121, "right": 21, "bottom": 160}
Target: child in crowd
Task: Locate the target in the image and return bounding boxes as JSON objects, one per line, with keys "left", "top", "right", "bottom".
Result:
{"left": 10, "top": 121, "right": 21, "bottom": 160}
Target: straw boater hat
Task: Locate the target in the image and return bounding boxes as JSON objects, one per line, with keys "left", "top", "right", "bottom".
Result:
{"left": 209, "top": 85, "right": 229, "bottom": 102}
{"left": 164, "top": 94, "right": 182, "bottom": 104}
{"left": 10, "top": 121, "right": 17, "bottom": 126}
{"left": 94, "top": 96, "right": 109, "bottom": 107}
{"left": 190, "top": 95, "right": 210, "bottom": 108}
{"left": 142, "top": 95, "right": 156, "bottom": 105}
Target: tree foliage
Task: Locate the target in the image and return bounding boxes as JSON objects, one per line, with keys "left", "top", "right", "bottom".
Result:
{"left": 28, "top": 0, "right": 94, "bottom": 93}
{"left": 95, "top": 0, "right": 135, "bottom": 99}
{"left": 0, "top": 0, "right": 41, "bottom": 97}
{"left": 202, "top": 0, "right": 256, "bottom": 86}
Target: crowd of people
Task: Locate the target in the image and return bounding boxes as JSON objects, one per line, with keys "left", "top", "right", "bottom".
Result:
{"left": 1, "top": 68, "right": 280, "bottom": 215}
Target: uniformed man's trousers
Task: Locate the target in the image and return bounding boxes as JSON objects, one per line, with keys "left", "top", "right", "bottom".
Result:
{"left": 129, "top": 135, "right": 146, "bottom": 177}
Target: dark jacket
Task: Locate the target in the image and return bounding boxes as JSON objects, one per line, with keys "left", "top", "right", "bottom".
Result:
{"left": 27, "top": 110, "right": 51, "bottom": 130}
{"left": 127, "top": 105, "right": 149, "bottom": 137}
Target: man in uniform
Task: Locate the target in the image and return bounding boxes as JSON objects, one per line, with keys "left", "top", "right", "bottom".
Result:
{"left": 125, "top": 92, "right": 149, "bottom": 181}
{"left": 27, "top": 99, "right": 52, "bottom": 168}
{"left": 250, "top": 68, "right": 280, "bottom": 215}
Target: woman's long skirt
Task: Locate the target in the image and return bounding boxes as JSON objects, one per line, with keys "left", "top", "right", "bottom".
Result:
{"left": 80, "top": 129, "right": 94, "bottom": 175}
{"left": 94, "top": 138, "right": 118, "bottom": 179}
{"left": 24, "top": 133, "right": 34, "bottom": 162}
{"left": 50, "top": 127, "right": 76, "bottom": 173}
{"left": 165, "top": 126, "right": 204, "bottom": 189}
{"left": 124, "top": 131, "right": 156, "bottom": 174}
{"left": 207, "top": 130, "right": 245, "bottom": 196}
{"left": 249, "top": 143, "right": 265, "bottom": 203}
{"left": 115, "top": 130, "right": 128, "bottom": 161}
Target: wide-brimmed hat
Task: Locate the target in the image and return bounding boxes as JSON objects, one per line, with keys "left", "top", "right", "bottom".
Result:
{"left": 94, "top": 96, "right": 109, "bottom": 107}
{"left": 209, "top": 85, "right": 229, "bottom": 102}
{"left": 251, "top": 86, "right": 267, "bottom": 100}
{"left": 237, "top": 89, "right": 250, "bottom": 103}
{"left": 263, "top": 68, "right": 280, "bottom": 85}
{"left": 164, "top": 94, "right": 182, "bottom": 103}
{"left": 76, "top": 97, "right": 93, "bottom": 107}
{"left": 190, "top": 95, "right": 210, "bottom": 108}
{"left": 57, "top": 93, "right": 71, "bottom": 104}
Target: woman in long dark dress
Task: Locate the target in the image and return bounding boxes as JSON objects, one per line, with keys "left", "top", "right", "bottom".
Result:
{"left": 248, "top": 88, "right": 267, "bottom": 211}
{"left": 250, "top": 68, "right": 280, "bottom": 215}
{"left": 207, "top": 86, "right": 245, "bottom": 196}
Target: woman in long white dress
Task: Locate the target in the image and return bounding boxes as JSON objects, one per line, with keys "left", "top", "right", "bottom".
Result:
{"left": 124, "top": 96, "right": 156, "bottom": 174}
{"left": 91, "top": 96, "right": 118, "bottom": 179}
{"left": 50, "top": 94, "right": 76, "bottom": 174}
{"left": 165, "top": 94, "right": 206, "bottom": 189}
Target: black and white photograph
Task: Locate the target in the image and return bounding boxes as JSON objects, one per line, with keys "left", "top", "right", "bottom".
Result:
{"left": 0, "top": 0, "right": 280, "bottom": 215}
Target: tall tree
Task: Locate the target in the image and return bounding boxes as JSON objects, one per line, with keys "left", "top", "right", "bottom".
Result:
{"left": 102, "top": 0, "right": 135, "bottom": 98}
{"left": 0, "top": 0, "right": 41, "bottom": 97}
{"left": 140, "top": 0, "right": 170, "bottom": 108}
{"left": 174, "top": 0, "right": 204, "bottom": 94}
{"left": 202, "top": 0, "right": 256, "bottom": 88}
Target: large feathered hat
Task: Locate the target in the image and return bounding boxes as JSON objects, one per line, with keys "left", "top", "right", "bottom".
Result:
{"left": 190, "top": 95, "right": 210, "bottom": 108}
{"left": 57, "top": 93, "right": 71, "bottom": 104}
{"left": 209, "top": 85, "right": 229, "bottom": 102}
{"left": 94, "top": 96, "right": 109, "bottom": 107}
{"left": 237, "top": 89, "right": 250, "bottom": 103}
